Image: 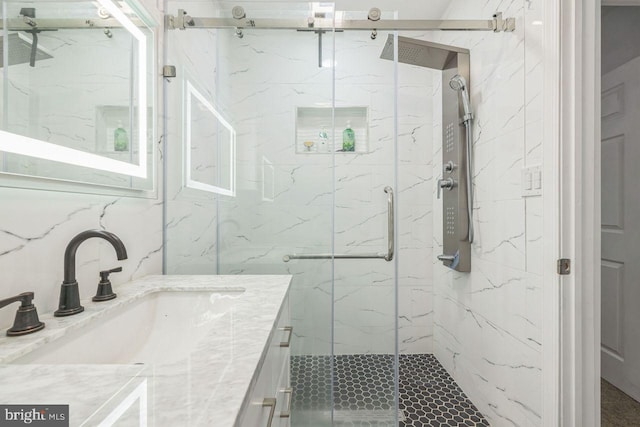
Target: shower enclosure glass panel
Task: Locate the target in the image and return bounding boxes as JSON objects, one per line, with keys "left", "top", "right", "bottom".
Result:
{"left": 329, "top": 24, "right": 399, "bottom": 425}
{"left": 163, "top": 2, "right": 401, "bottom": 425}
{"left": 163, "top": 1, "right": 539, "bottom": 425}
{"left": 164, "top": 2, "right": 334, "bottom": 426}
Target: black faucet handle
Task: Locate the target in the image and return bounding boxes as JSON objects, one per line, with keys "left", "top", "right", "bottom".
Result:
{"left": 94, "top": 267, "right": 121, "bottom": 302}
{"left": 0, "top": 292, "right": 33, "bottom": 309}
{"left": 99, "top": 267, "right": 123, "bottom": 282}
{"left": 0, "top": 292, "right": 45, "bottom": 336}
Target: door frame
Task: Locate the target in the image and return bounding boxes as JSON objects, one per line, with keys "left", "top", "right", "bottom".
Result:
{"left": 563, "top": 0, "right": 640, "bottom": 425}
{"left": 558, "top": 0, "right": 607, "bottom": 425}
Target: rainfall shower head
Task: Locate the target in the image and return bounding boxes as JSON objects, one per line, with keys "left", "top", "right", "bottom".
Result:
{"left": 379, "top": 34, "right": 468, "bottom": 70}
{"left": 449, "top": 74, "right": 473, "bottom": 123}
{"left": 0, "top": 33, "right": 53, "bottom": 68}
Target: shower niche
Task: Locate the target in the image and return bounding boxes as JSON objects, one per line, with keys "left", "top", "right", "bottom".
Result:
{"left": 295, "top": 106, "right": 369, "bottom": 154}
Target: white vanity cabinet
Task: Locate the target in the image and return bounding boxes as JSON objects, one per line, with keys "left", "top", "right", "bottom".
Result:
{"left": 239, "top": 293, "right": 292, "bottom": 427}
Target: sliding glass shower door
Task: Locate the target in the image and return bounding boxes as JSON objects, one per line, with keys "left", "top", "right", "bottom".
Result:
{"left": 163, "top": 2, "right": 400, "bottom": 425}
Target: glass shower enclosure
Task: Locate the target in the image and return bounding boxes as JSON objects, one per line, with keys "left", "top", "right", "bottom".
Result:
{"left": 163, "top": 2, "right": 400, "bottom": 424}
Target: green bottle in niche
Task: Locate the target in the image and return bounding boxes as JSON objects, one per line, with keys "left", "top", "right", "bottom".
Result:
{"left": 342, "top": 120, "right": 355, "bottom": 152}
{"left": 114, "top": 121, "right": 129, "bottom": 152}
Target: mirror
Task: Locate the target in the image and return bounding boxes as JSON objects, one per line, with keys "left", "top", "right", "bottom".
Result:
{"left": 0, "top": 0, "right": 155, "bottom": 193}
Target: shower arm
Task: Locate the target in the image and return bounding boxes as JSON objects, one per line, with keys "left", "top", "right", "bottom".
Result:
{"left": 167, "top": 11, "right": 515, "bottom": 33}
{"left": 283, "top": 187, "right": 394, "bottom": 263}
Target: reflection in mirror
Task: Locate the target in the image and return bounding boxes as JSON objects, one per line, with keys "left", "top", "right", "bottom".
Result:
{"left": 0, "top": 0, "right": 155, "bottom": 192}
{"left": 185, "top": 80, "right": 235, "bottom": 196}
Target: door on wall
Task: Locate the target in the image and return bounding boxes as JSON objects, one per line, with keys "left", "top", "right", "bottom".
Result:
{"left": 600, "top": 55, "right": 640, "bottom": 401}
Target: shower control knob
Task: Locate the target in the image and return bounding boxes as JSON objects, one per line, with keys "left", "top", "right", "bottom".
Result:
{"left": 437, "top": 178, "right": 456, "bottom": 199}
{"left": 444, "top": 161, "right": 455, "bottom": 173}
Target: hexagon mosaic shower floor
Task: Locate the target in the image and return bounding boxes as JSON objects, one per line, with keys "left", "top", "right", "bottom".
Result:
{"left": 290, "top": 353, "right": 489, "bottom": 426}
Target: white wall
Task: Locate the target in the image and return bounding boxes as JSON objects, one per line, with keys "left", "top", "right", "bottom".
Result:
{"left": 429, "top": 0, "right": 545, "bottom": 426}
{"left": 0, "top": 0, "right": 164, "bottom": 330}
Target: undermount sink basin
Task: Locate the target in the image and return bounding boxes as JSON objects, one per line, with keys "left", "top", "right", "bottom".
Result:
{"left": 14, "top": 289, "right": 245, "bottom": 365}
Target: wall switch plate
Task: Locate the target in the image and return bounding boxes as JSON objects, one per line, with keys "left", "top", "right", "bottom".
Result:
{"left": 522, "top": 165, "right": 542, "bottom": 197}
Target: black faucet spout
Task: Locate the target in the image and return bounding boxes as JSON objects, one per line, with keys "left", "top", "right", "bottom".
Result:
{"left": 63, "top": 230, "right": 127, "bottom": 284}
{"left": 55, "top": 230, "right": 128, "bottom": 317}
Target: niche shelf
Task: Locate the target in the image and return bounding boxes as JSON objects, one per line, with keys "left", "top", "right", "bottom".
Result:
{"left": 295, "top": 106, "right": 369, "bottom": 154}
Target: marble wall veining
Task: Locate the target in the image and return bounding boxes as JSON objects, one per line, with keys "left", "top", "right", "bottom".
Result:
{"left": 208, "top": 25, "right": 435, "bottom": 356}
{"left": 0, "top": 0, "right": 164, "bottom": 330}
{"left": 427, "top": 0, "right": 545, "bottom": 426}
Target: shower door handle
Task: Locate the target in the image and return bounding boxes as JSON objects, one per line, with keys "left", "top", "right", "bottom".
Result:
{"left": 384, "top": 186, "right": 394, "bottom": 261}
{"left": 283, "top": 186, "right": 395, "bottom": 262}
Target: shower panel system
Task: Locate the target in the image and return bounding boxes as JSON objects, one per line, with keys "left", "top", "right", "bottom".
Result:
{"left": 381, "top": 36, "right": 472, "bottom": 272}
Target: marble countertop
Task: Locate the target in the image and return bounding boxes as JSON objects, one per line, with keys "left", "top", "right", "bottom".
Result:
{"left": 0, "top": 274, "right": 292, "bottom": 426}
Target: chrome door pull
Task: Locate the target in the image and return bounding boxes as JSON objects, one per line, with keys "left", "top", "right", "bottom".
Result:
{"left": 384, "top": 186, "right": 394, "bottom": 261}
{"left": 437, "top": 254, "right": 456, "bottom": 262}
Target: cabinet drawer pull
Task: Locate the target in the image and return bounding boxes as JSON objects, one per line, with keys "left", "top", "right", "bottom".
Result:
{"left": 262, "top": 398, "right": 277, "bottom": 427}
{"left": 280, "top": 387, "right": 293, "bottom": 418}
{"left": 279, "top": 326, "right": 293, "bottom": 347}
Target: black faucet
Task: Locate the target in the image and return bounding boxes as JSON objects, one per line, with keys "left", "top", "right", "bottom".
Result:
{"left": 54, "top": 230, "right": 128, "bottom": 317}
{"left": 0, "top": 292, "right": 45, "bottom": 336}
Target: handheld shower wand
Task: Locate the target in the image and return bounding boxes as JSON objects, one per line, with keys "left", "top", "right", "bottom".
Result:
{"left": 449, "top": 74, "right": 474, "bottom": 243}
{"left": 449, "top": 75, "right": 473, "bottom": 124}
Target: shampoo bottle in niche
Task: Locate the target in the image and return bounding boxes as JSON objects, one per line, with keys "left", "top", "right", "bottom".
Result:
{"left": 114, "top": 121, "right": 129, "bottom": 152}
{"left": 319, "top": 127, "right": 329, "bottom": 152}
{"left": 342, "top": 121, "right": 355, "bottom": 152}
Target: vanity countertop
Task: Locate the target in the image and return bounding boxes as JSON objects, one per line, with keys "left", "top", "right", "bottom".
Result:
{"left": 0, "top": 274, "right": 292, "bottom": 426}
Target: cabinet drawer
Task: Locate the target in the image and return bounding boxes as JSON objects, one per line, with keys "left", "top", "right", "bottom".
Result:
{"left": 239, "top": 292, "right": 291, "bottom": 427}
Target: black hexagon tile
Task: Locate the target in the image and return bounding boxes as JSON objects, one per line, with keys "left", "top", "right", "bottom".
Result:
{"left": 290, "top": 353, "right": 489, "bottom": 426}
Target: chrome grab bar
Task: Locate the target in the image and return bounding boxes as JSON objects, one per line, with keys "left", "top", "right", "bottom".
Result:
{"left": 283, "top": 186, "right": 394, "bottom": 262}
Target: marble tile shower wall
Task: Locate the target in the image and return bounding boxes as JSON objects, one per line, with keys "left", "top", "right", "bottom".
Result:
{"left": 427, "top": 0, "right": 544, "bottom": 426}
{"left": 211, "top": 29, "right": 435, "bottom": 355}
{"left": 0, "top": 0, "right": 164, "bottom": 330}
